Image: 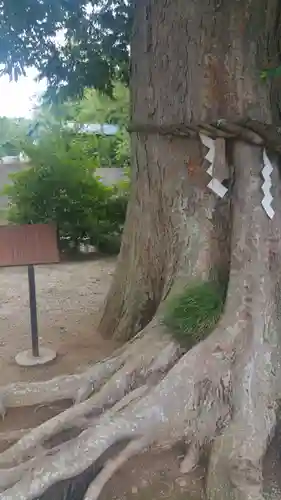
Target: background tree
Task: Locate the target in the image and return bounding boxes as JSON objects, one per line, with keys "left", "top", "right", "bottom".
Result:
{"left": 31, "top": 82, "right": 130, "bottom": 167}
{"left": 0, "top": 0, "right": 132, "bottom": 98}
{"left": 72, "top": 83, "right": 130, "bottom": 166}
{"left": 4, "top": 128, "right": 128, "bottom": 253}
{"left": 0, "top": 116, "right": 30, "bottom": 156}
{"left": 0, "top": 2, "right": 281, "bottom": 500}
{"left": 72, "top": 83, "right": 129, "bottom": 126}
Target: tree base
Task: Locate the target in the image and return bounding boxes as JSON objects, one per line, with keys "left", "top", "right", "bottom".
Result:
{"left": 0, "top": 311, "right": 279, "bottom": 500}
{"left": 1, "top": 142, "right": 281, "bottom": 500}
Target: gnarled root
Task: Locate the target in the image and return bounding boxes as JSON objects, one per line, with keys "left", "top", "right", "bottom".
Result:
{"left": 0, "top": 311, "right": 278, "bottom": 500}
{"left": 0, "top": 388, "right": 151, "bottom": 492}
{"left": 207, "top": 345, "right": 278, "bottom": 500}
{"left": 0, "top": 319, "right": 235, "bottom": 499}
{"left": 0, "top": 335, "right": 180, "bottom": 469}
{"left": 0, "top": 327, "right": 176, "bottom": 414}
{"left": 82, "top": 437, "right": 149, "bottom": 500}
{"left": 0, "top": 353, "right": 124, "bottom": 411}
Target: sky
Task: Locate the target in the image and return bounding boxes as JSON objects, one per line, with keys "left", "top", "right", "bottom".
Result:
{"left": 0, "top": 28, "right": 65, "bottom": 119}
{"left": 0, "top": 68, "right": 46, "bottom": 118}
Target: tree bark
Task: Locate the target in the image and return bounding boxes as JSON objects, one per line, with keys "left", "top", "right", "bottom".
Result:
{"left": 98, "top": 2, "right": 281, "bottom": 495}
{"left": 130, "top": 0, "right": 279, "bottom": 126}
{"left": 99, "top": 0, "right": 281, "bottom": 342}
{"left": 98, "top": 134, "right": 213, "bottom": 341}
{"left": 205, "top": 140, "right": 281, "bottom": 500}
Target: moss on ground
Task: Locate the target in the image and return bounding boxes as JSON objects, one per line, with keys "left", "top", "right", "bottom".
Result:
{"left": 163, "top": 281, "right": 224, "bottom": 348}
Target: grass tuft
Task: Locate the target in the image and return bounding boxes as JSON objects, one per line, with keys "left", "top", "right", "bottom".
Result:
{"left": 164, "top": 281, "right": 224, "bottom": 348}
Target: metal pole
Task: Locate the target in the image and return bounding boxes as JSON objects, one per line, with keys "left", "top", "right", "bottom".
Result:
{"left": 27, "top": 264, "right": 39, "bottom": 357}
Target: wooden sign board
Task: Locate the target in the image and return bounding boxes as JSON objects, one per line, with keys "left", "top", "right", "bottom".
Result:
{"left": 0, "top": 223, "right": 60, "bottom": 267}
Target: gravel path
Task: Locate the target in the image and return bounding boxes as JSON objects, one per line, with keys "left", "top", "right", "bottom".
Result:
{"left": 0, "top": 257, "right": 118, "bottom": 385}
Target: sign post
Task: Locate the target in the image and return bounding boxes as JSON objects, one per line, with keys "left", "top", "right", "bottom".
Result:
{"left": 28, "top": 264, "right": 39, "bottom": 358}
{"left": 0, "top": 223, "right": 60, "bottom": 366}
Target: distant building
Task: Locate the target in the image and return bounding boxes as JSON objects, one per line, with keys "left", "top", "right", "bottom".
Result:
{"left": 0, "top": 153, "right": 29, "bottom": 164}
{"left": 66, "top": 123, "right": 119, "bottom": 136}
{"left": 95, "top": 167, "right": 127, "bottom": 186}
{"left": 28, "top": 121, "right": 119, "bottom": 141}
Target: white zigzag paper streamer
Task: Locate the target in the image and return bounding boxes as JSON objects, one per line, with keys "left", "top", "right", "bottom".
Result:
{"left": 199, "top": 134, "right": 228, "bottom": 198}
{"left": 261, "top": 150, "right": 274, "bottom": 219}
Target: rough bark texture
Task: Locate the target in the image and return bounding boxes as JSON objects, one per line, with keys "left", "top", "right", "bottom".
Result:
{"left": 98, "top": 134, "right": 194, "bottom": 341}
{"left": 131, "top": 0, "right": 278, "bottom": 126}
{"left": 99, "top": 0, "right": 281, "bottom": 343}
{"left": 207, "top": 141, "right": 281, "bottom": 500}
{"left": 98, "top": 134, "right": 215, "bottom": 341}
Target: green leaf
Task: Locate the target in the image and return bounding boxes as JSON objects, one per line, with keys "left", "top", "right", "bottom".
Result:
{"left": 5, "top": 125, "right": 129, "bottom": 254}
{"left": 0, "top": 0, "right": 132, "bottom": 100}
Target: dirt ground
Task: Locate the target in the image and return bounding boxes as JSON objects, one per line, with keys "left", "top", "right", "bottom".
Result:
{"left": 0, "top": 257, "right": 279, "bottom": 500}
{"left": 0, "top": 257, "right": 118, "bottom": 385}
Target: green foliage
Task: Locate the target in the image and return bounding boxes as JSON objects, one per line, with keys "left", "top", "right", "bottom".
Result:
{"left": 69, "top": 82, "right": 130, "bottom": 168}
{"left": 4, "top": 130, "right": 128, "bottom": 254}
{"left": 72, "top": 83, "right": 129, "bottom": 126}
{"left": 33, "top": 82, "right": 129, "bottom": 127}
{"left": 164, "top": 282, "right": 224, "bottom": 347}
{"left": 93, "top": 135, "right": 119, "bottom": 167}
{"left": 68, "top": 83, "right": 131, "bottom": 167}
{"left": 0, "top": 117, "right": 30, "bottom": 157}
{"left": 30, "top": 81, "right": 131, "bottom": 168}
{"left": 0, "top": 0, "right": 132, "bottom": 100}
{"left": 87, "top": 130, "right": 130, "bottom": 168}
{"left": 0, "top": 208, "right": 7, "bottom": 224}
{"left": 114, "top": 129, "right": 130, "bottom": 167}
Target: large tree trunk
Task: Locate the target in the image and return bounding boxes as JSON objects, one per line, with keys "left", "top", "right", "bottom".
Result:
{"left": 98, "top": 133, "right": 218, "bottom": 341}
{"left": 98, "top": 134, "right": 197, "bottom": 341}
{"left": 206, "top": 140, "right": 281, "bottom": 500}
{"left": 99, "top": 0, "right": 281, "bottom": 342}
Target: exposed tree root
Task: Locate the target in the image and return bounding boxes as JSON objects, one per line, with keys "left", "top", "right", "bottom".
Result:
{"left": 1, "top": 144, "right": 281, "bottom": 500}
{"left": 0, "top": 387, "right": 149, "bottom": 492}
{"left": 2, "top": 301, "right": 274, "bottom": 500}
{"left": 0, "top": 337, "right": 180, "bottom": 470}
{"left": 0, "top": 353, "right": 125, "bottom": 410}
{"left": 0, "top": 333, "right": 232, "bottom": 499}
{"left": 0, "top": 319, "right": 275, "bottom": 500}
{"left": 0, "top": 456, "right": 38, "bottom": 491}
{"left": 0, "top": 289, "right": 237, "bottom": 497}
{"left": 0, "top": 328, "right": 175, "bottom": 416}
{"left": 82, "top": 437, "right": 149, "bottom": 500}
